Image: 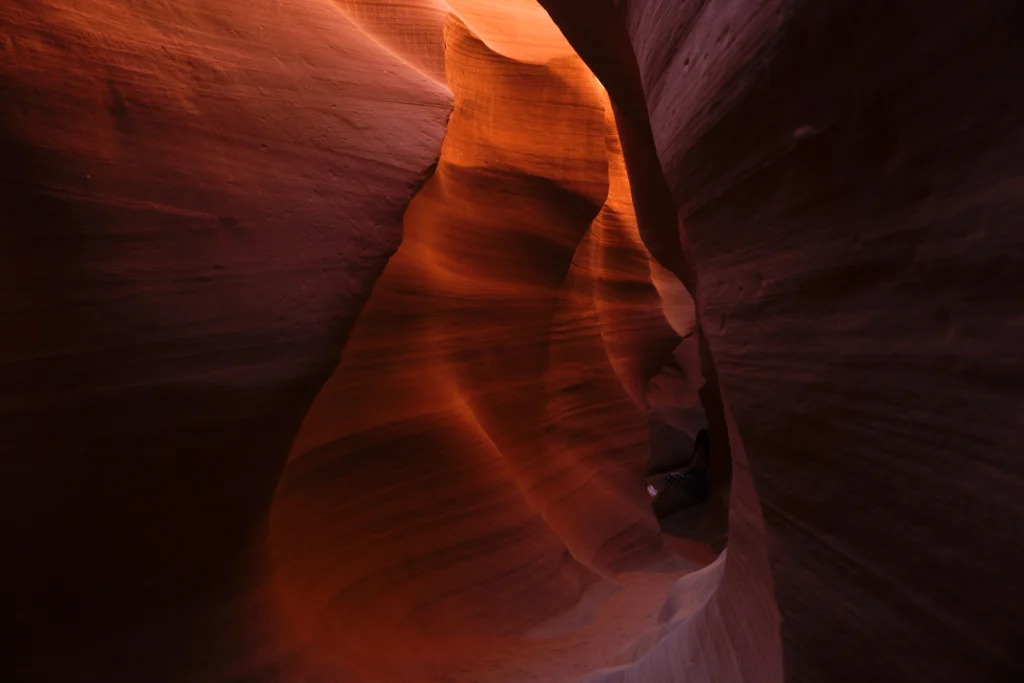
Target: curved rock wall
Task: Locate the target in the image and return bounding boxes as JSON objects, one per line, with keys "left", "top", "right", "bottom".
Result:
{"left": 4, "top": 0, "right": 707, "bottom": 681}
{"left": 540, "top": 0, "right": 1024, "bottom": 681}
{"left": 269, "top": 9, "right": 697, "bottom": 679}
{"left": 1, "top": 0, "right": 449, "bottom": 680}
{"left": 5, "top": 0, "right": 1022, "bottom": 681}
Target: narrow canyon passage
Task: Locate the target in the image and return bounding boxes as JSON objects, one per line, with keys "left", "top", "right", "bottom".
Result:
{"left": 269, "top": 8, "right": 727, "bottom": 680}
{"left": 3, "top": 1, "right": 1023, "bottom": 683}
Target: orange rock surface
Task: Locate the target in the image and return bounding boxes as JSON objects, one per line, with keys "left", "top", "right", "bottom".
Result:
{"left": 3, "top": 0, "right": 1023, "bottom": 682}
{"left": 269, "top": 9, "right": 696, "bottom": 679}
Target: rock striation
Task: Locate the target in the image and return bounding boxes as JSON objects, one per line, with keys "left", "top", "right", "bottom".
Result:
{"left": 3, "top": 0, "right": 1022, "bottom": 682}
{"left": 540, "top": 1, "right": 1024, "bottom": 681}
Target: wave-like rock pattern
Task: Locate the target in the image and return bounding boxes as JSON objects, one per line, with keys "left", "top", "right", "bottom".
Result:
{"left": 5, "top": 0, "right": 707, "bottom": 680}
{"left": 269, "top": 10, "right": 702, "bottom": 679}
{"left": 540, "top": 0, "right": 1024, "bottom": 681}
{"left": 1, "top": 0, "right": 451, "bottom": 680}
{"left": 5, "top": 0, "right": 1023, "bottom": 682}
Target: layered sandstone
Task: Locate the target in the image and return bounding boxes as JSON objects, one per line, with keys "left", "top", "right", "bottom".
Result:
{"left": 1, "top": 0, "right": 449, "bottom": 679}
{"left": 541, "top": 1, "right": 1024, "bottom": 681}
{"left": 4, "top": 0, "right": 1022, "bottom": 682}
{"left": 269, "top": 8, "right": 700, "bottom": 679}
{"left": 4, "top": 0, "right": 708, "bottom": 680}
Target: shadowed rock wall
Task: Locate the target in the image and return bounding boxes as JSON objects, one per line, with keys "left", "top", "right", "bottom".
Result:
{"left": 1, "top": 0, "right": 449, "bottom": 679}
{"left": 539, "top": 0, "right": 1024, "bottom": 681}
{"left": 4, "top": 0, "right": 1022, "bottom": 681}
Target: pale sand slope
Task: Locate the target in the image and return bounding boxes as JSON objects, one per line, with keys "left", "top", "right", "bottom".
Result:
{"left": 447, "top": 566, "right": 704, "bottom": 683}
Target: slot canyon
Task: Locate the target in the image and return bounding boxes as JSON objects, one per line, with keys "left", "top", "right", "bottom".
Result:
{"left": 2, "top": 0, "right": 1022, "bottom": 681}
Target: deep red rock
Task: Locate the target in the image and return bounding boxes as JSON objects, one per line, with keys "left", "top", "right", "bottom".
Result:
{"left": 1, "top": 1, "right": 448, "bottom": 679}
{"left": 4, "top": 0, "right": 1023, "bottom": 681}
{"left": 540, "top": 0, "right": 1024, "bottom": 681}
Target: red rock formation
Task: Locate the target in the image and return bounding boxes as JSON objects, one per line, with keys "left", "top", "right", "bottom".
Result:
{"left": 540, "top": 0, "right": 1024, "bottom": 681}
{"left": 4, "top": 0, "right": 706, "bottom": 680}
{"left": 1, "top": 0, "right": 449, "bottom": 680}
{"left": 4, "top": 0, "right": 1022, "bottom": 681}
{"left": 269, "top": 11, "right": 696, "bottom": 679}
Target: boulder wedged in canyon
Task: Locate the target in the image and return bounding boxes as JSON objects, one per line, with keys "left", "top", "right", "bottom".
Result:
{"left": 540, "top": 0, "right": 1024, "bottom": 681}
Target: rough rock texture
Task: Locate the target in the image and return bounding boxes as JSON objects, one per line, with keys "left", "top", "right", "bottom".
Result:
{"left": 3, "top": 0, "right": 709, "bottom": 681}
{"left": 1, "top": 0, "right": 449, "bottom": 680}
{"left": 5, "top": 0, "right": 1023, "bottom": 681}
{"left": 540, "top": 0, "right": 1024, "bottom": 681}
{"left": 269, "top": 10, "right": 698, "bottom": 680}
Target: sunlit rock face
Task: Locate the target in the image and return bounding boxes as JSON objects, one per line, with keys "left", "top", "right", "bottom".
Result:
{"left": 4, "top": 1, "right": 1022, "bottom": 683}
{"left": 540, "top": 1, "right": 1024, "bottom": 682}
{"left": 269, "top": 8, "right": 697, "bottom": 680}
{"left": 3, "top": 0, "right": 706, "bottom": 681}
